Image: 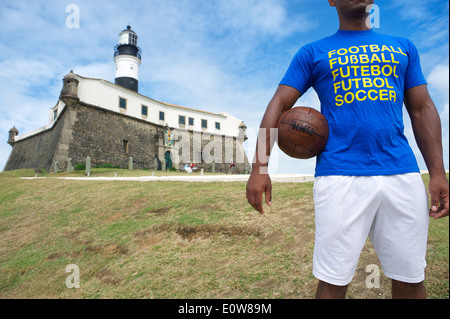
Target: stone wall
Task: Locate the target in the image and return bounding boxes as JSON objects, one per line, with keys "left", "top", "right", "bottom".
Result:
{"left": 70, "top": 102, "right": 250, "bottom": 173}
{"left": 3, "top": 107, "right": 68, "bottom": 171}
{"left": 170, "top": 129, "right": 250, "bottom": 173}
{"left": 3, "top": 102, "right": 160, "bottom": 172}
{"left": 4, "top": 100, "right": 251, "bottom": 173}
{"left": 69, "top": 102, "right": 159, "bottom": 169}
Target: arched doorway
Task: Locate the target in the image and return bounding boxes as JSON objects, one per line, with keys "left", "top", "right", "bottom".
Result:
{"left": 164, "top": 151, "right": 172, "bottom": 170}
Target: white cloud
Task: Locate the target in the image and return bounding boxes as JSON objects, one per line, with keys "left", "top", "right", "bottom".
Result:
{"left": 385, "top": 0, "right": 449, "bottom": 50}
{"left": 427, "top": 64, "right": 450, "bottom": 170}
{"left": 440, "top": 103, "right": 449, "bottom": 169}
{"left": 72, "top": 63, "right": 115, "bottom": 82}
{"left": 427, "top": 64, "right": 450, "bottom": 104}
{"left": 387, "top": 0, "right": 443, "bottom": 22}
{"left": 404, "top": 63, "right": 449, "bottom": 171}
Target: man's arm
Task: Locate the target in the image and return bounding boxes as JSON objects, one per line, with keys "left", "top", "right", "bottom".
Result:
{"left": 404, "top": 84, "right": 449, "bottom": 219}
{"left": 246, "top": 85, "right": 301, "bottom": 214}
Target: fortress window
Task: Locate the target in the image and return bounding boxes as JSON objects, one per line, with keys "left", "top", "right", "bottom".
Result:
{"left": 123, "top": 140, "right": 129, "bottom": 153}
{"left": 159, "top": 111, "right": 165, "bottom": 121}
{"left": 141, "top": 105, "right": 148, "bottom": 116}
{"left": 215, "top": 122, "right": 221, "bottom": 130}
{"left": 201, "top": 119, "right": 208, "bottom": 129}
{"left": 179, "top": 115, "right": 186, "bottom": 125}
{"left": 188, "top": 117, "right": 194, "bottom": 126}
{"left": 119, "top": 97, "right": 127, "bottom": 109}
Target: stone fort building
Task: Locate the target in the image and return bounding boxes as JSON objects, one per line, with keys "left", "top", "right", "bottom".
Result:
{"left": 4, "top": 26, "right": 250, "bottom": 173}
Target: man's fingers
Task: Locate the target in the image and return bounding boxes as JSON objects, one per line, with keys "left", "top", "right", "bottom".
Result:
{"left": 430, "top": 197, "right": 449, "bottom": 219}
{"left": 246, "top": 189, "right": 259, "bottom": 213}
{"left": 432, "top": 210, "right": 449, "bottom": 219}
{"left": 246, "top": 174, "right": 272, "bottom": 215}
{"left": 246, "top": 188, "right": 252, "bottom": 205}
{"left": 428, "top": 176, "right": 449, "bottom": 219}
{"left": 254, "top": 192, "right": 264, "bottom": 214}
{"left": 265, "top": 183, "right": 272, "bottom": 207}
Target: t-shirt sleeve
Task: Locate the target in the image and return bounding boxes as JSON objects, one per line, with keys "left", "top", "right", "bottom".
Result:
{"left": 404, "top": 40, "right": 427, "bottom": 90}
{"left": 279, "top": 46, "right": 313, "bottom": 95}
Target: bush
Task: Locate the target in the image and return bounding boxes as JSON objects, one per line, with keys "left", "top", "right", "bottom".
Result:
{"left": 94, "top": 163, "right": 113, "bottom": 168}
{"left": 74, "top": 163, "right": 86, "bottom": 171}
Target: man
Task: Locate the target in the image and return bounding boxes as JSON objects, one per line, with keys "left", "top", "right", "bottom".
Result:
{"left": 246, "top": 0, "right": 449, "bottom": 299}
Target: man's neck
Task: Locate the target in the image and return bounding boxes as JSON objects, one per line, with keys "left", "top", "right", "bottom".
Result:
{"left": 339, "top": 19, "right": 371, "bottom": 31}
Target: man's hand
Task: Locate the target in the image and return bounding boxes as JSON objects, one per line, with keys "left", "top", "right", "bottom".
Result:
{"left": 428, "top": 174, "right": 449, "bottom": 219}
{"left": 404, "top": 85, "right": 448, "bottom": 219}
{"left": 246, "top": 170, "right": 272, "bottom": 214}
{"left": 245, "top": 85, "right": 301, "bottom": 214}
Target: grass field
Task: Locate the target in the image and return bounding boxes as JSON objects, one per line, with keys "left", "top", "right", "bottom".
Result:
{"left": 0, "top": 169, "right": 448, "bottom": 299}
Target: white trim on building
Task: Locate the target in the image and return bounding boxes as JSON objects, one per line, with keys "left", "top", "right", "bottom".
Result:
{"left": 13, "top": 73, "right": 246, "bottom": 142}
{"left": 76, "top": 74, "right": 242, "bottom": 137}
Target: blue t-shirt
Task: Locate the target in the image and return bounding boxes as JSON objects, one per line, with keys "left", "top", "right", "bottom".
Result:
{"left": 280, "top": 29, "right": 426, "bottom": 176}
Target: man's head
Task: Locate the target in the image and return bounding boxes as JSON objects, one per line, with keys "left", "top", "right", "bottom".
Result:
{"left": 329, "top": 0, "right": 374, "bottom": 20}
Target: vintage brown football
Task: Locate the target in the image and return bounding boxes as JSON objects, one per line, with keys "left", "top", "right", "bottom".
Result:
{"left": 276, "top": 107, "right": 329, "bottom": 159}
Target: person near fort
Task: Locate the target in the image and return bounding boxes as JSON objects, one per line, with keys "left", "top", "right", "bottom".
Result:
{"left": 246, "top": 0, "right": 449, "bottom": 299}
{"left": 230, "top": 159, "right": 236, "bottom": 174}
{"left": 184, "top": 163, "right": 193, "bottom": 173}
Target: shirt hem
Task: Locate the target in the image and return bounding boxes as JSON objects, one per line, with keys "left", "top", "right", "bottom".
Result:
{"left": 279, "top": 81, "right": 304, "bottom": 95}
{"left": 314, "top": 167, "right": 420, "bottom": 177}
{"left": 312, "top": 271, "right": 354, "bottom": 287}
{"left": 404, "top": 80, "right": 427, "bottom": 91}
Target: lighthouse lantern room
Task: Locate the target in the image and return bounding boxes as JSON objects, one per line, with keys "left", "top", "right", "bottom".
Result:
{"left": 114, "top": 25, "right": 141, "bottom": 92}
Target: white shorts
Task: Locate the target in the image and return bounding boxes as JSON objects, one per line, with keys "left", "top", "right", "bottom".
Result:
{"left": 312, "top": 173, "right": 429, "bottom": 286}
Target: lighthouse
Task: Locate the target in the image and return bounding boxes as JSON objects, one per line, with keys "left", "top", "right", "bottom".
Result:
{"left": 114, "top": 25, "right": 141, "bottom": 92}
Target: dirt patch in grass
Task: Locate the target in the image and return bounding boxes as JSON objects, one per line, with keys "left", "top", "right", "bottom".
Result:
{"left": 146, "top": 207, "right": 172, "bottom": 216}
{"left": 133, "top": 206, "right": 173, "bottom": 219}
{"left": 133, "top": 223, "right": 263, "bottom": 241}
{"left": 194, "top": 204, "right": 222, "bottom": 212}
{"left": 175, "top": 224, "right": 263, "bottom": 240}
{"left": 103, "top": 243, "right": 129, "bottom": 256}
{"left": 95, "top": 269, "right": 122, "bottom": 286}
{"left": 63, "top": 229, "right": 85, "bottom": 239}
{"left": 135, "top": 236, "right": 163, "bottom": 252}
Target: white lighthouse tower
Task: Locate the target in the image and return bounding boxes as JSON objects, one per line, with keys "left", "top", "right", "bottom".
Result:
{"left": 114, "top": 25, "right": 141, "bottom": 92}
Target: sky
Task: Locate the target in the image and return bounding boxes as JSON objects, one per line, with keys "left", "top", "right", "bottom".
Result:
{"left": 0, "top": 0, "right": 448, "bottom": 174}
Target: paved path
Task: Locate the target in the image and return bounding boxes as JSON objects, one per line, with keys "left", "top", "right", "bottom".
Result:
{"left": 20, "top": 174, "right": 315, "bottom": 183}
{"left": 19, "top": 171, "right": 439, "bottom": 183}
